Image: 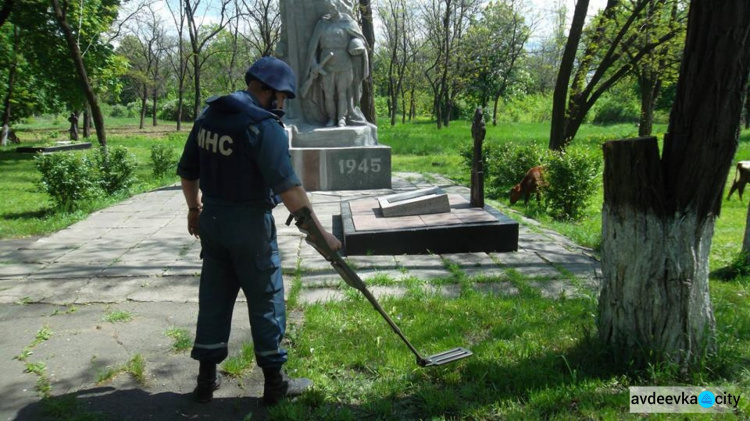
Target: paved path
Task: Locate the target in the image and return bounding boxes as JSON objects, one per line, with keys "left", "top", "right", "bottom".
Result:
{"left": 0, "top": 173, "right": 600, "bottom": 420}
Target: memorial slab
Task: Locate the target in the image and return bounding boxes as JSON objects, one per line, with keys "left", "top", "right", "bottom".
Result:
{"left": 378, "top": 187, "right": 450, "bottom": 217}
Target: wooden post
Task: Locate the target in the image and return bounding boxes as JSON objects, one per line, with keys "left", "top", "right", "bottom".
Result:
{"left": 470, "top": 107, "right": 486, "bottom": 208}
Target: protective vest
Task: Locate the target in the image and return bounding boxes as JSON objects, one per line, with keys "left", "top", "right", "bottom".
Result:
{"left": 192, "top": 91, "right": 282, "bottom": 206}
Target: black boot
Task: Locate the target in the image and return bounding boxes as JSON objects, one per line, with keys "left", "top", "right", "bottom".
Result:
{"left": 193, "top": 361, "right": 221, "bottom": 403}
{"left": 262, "top": 367, "right": 312, "bottom": 406}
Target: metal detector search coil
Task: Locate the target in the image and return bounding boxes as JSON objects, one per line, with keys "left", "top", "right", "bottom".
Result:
{"left": 286, "top": 207, "right": 473, "bottom": 367}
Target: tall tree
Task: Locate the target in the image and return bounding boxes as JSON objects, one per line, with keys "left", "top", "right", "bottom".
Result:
{"left": 166, "top": 0, "right": 190, "bottom": 130}
{"left": 184, "top": 0, "right": 235, "bottom": 119}
{"left": 357, "top": 0, "right": 376, "bottom": 124}
{"left": 238, "top": 0, "right": 280, "bottom": 57}
{"left": 629, "top": 0, "right": 685, "bottom": 136}
{"left": 525, "top": 0, "right": 566, "bottom": 94}
{"left": 550, "top": 0, "right": 685, "bottom": 150}
{"left": 549, "top": 0, "right": 589, "bottom": 149}
{"left": 379, "top": 0, "right": 420, "bottom": 126}
{"left": 599, "top": 0, "right": 750, "bottom": 368}
{"left": 465, "top": 0, "right": 531, "bottom": 126}
{"left": 422, "top": 0, "right": 481, "bottom": 128}
{"left": 0, "top": 24, "right": 18, "bottom": 146}
{"left": 50, "top": 0, "right": 109, "bottom": 146}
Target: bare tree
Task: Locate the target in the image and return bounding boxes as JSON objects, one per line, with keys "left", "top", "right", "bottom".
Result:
{"left": 184, "top": 0, "right": 236, "bottom": 119}
{"left": 379, "top": 0, "right": 421, "bottom": 126}
{"left": 1, "top": 25, "right": 18, "bottom": 146}
{"left": 599, "top": 0, "right": 750, "bottom": 369}
{"left": 422, "top": 0, "right": 481, "bottom": 128}
{"left": 238, "top": 0, "right": 280, "bottom": 57}
{"left": 357, "top": 0, "right": 376, "bottom": 124}
{"left": 166, "top": 0, "right": 190, "bottom": 130}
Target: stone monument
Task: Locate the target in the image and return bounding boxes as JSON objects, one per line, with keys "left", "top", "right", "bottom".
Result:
{"left": 276, "top": 0, "right": 391, "bottom": 190}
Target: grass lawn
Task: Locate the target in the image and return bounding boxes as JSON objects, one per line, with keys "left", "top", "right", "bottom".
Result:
{"left": 0, "top": 121, "right": 185, "bottom": 238}
{"left": 3, "top": 116, "right": 750, "bottom": 419}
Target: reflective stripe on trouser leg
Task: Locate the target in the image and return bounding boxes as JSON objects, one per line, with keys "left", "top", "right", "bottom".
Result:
{"left": 246, "top": 279, "right": 287, "bottom": 367}
{"left": 191, "top": 246, "right": 240, "bottom": 364}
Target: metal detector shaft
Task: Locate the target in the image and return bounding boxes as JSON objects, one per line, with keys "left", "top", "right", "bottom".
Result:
{"left": 286, "top": 207, "right": 472, "bottom": 367}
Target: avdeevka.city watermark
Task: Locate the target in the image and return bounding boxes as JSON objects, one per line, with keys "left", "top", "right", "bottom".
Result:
{"left": 630, "top": 386, "right": 741, "bottom": 413}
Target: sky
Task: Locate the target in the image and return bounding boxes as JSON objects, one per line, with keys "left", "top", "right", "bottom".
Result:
{"left": 527, "top": 0, "right": 610, "bottom": 38}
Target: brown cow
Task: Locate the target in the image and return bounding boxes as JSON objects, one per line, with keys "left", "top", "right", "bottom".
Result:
{"left": 509, "top": 166, "right": 545, "bottom": 205}
{"left": 727, "top": 160, "right": 750, "bottom": 200}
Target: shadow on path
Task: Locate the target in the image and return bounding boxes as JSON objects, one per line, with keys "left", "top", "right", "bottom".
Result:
{"left": 15, "top": 387, "right": 268, "bottom": 421}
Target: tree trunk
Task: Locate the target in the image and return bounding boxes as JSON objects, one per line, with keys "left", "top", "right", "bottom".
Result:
{"left": 152, "top": 88, "right": 158, "bottom": 127}
{"left": 358, "top": 0, "right": 376, "bottom": 124}
{"left": 83, "top": 106, "right": 91, "bottom": 138}
{"left": 139, "top": 86, "right": 147, "bottom": 130}
{"left": 549, "top": 0, "right": 589, "bottom": 151}
{"left": 51, "top": 0, "right": 106, "bottom": 146}
{"left": 599, "top": 0, "right": 750, "bottom": 369}
{"left": 1, "top": 25, "right": 18, "bottom": 147}
{"left": 492, "top": 93, "right": 500, "bottom": 126}
{"left": 745, "top": 85, "right": 750, "bottom": 129}
{"left": 638, "top": 71, "right": 658, "bottom": 136}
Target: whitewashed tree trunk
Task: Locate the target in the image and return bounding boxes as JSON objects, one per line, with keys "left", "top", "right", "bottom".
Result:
{"left": 599, "top": 0, "right": 749, "bottom": 369}
{"left": 600, "top": 138, "right": 716, "bottom": 366}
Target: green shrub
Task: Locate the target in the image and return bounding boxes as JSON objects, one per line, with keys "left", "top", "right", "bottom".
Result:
{"left": 150, "top": 144, "right": 177, "bottom": 178}
{"left": 35, "top": 152, "right": 98, "bottom": 211}
{"left": 544, "top": 146, "right": 601, "bottom": 221}
{"left": 109, "top": 104, "right": 131, "bottom": 118}
{"left": 93, "top": 146, "right": 138, "bottom": 195}
{"left": 158, "top": 98, "right": 195, "bottom": 122}
{"left": 592, "top": 95, "right": 640, "bottom": 125}
{"left": 460, "top": 140, "right": 547, "bottom": 198}
{"left": 490, "top": 142, "right": 548, "bottom": 198}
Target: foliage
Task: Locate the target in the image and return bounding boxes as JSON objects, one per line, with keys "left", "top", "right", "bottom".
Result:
{"left": 150, "top": 143, "right": 177, "bottom": 178}
{"left": 157, "top": 98, "right": 195, "bottom": 122}
{"left": 35, "top": 151, "right": 98, "bottom": 211}
{"left": 461, "top": 140, "right": 547, "bottom": 198}
{"left": 109, "top": 104, "right": 133, "bottom": 118}
{"left": 463, "top": 0, "right": 531, "bottom": 114}
{"left": 591, "top": 90, "right": 640, "bottom": 124}
{"left": 92, "top": 146, "right": 138, "bottom": 195}
{"left": 544, "top": 146, "right": 602, "bottom": 221}
{"left": 10, "top": 0, "right": 127, "bottom": 112}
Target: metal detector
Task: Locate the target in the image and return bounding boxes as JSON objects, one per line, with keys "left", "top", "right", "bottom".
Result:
{"left": 286, "top": 207, "right": 472, "bottom": 367}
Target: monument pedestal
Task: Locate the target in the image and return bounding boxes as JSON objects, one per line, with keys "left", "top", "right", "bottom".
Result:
{"left": 341, "top": 194, "right": 519, "bottom": 255}
{"left": 287, "top": 123, "right": 391, "bottom": 191}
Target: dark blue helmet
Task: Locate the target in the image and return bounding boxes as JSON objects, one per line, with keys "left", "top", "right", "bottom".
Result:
{"left": 245, "top": 57, "right": 297, "bottom": 99}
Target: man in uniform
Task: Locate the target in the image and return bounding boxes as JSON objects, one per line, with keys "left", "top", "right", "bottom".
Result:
{"left": 177, "top": 56, "right": 341, "bottom": 405}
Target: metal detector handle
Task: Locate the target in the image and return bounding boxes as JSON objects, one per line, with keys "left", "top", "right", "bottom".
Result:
{"left": 285, "top": 207, "right": 366, "bottom": 291}
{"left": 286, "top": 207, "right": 429, "bottom": 364}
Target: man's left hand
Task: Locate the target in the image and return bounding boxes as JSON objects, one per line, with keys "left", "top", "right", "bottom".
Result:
{"left": 188, "top": 209, "right": 201, "bottom": 238}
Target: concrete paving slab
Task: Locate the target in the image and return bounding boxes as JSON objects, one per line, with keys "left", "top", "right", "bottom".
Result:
{"left": 528, "top": 279, "right": 594, "bottom": 299}
{"left": 30, "top": 263, "right": 106, "bottom": 280}
{"left": 344, "top": 255, "right": 398, "bottom": 270}
{"left": 473, "top": 282, "right": 520, "bottom": 296}
{"left": 0, "top": 262, "right": 45, "bottom": 278}
{"left": 0, "top": 278, "right": 90, "bottom": 304}
{"left": 394, "top": 253, "right": 445, "bottom": 269}
{"left": 490, "top": 251, "right": 564, "bottom": 279}
{"left": 402, "top": 268, "right": 454, "bottom": 281}
{"left": 99, "top": 262, "right": 170, "bottom": 278}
